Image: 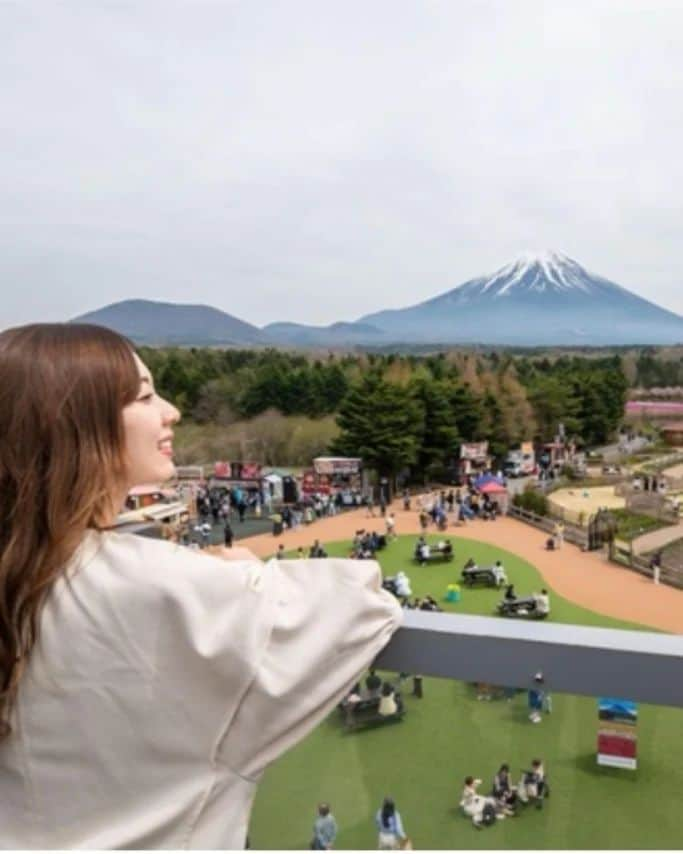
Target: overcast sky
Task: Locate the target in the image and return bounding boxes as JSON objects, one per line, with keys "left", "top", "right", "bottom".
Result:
{"left": 2, "top": 0, "right": 683, "bottom": 329}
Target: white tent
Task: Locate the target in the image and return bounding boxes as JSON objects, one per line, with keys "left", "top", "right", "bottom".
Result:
{"left": 263, "top": 472, "right": 283, "bottom": 501}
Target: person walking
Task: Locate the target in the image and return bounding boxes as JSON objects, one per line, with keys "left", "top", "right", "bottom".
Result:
{"left": 223, "top": 519, "right": 234, "bottom": 548}
{"left": 0, "top": 323, "right": 403, "bottom": 850}
{"left": 375, "top": 797, "right": 407, "bottom": 849}
{"left": 554, "top": 521, "right": 565, "bottom": 549}
{"left": 311, "top": 803, "right": 337, "bottom": 850}
{"left": 650, "top": 550, "right": 662, "bottom": 585}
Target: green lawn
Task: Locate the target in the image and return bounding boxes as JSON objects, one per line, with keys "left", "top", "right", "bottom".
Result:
{"left": 250, "top": 534, "right": 682, "bottom": 849}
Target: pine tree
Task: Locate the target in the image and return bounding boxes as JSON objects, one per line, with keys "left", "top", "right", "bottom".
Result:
{"left": 332, "top": 372, "right": 422, "bottom": 479}
{"left": 409, "top": 377, "right": 460, "bottom": 478}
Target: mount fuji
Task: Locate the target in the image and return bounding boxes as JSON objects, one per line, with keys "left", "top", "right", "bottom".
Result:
{"left": 358, "top": 251, "right": 683, "bottom": 346}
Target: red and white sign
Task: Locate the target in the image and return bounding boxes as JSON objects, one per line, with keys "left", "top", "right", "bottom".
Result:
{"left": 313, "top": 457, "right": 361, "bottom": 476}
{"left": 460, "top": 442, "right": 489, "bottom": 461}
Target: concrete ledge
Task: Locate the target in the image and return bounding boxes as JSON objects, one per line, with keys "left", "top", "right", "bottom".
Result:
{"left": 375, "top": 610, "right": 683, "bottom": 708}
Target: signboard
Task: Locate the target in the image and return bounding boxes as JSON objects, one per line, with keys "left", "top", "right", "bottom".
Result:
{"left": 597, "top": 698, "right": 637, "bottom": 770}
{"left": 302, "top": 470, "right": 331, "bottom": 495}
{"left": 240, "top": 462, "right": 263, "bottom": 480}
{"left": 214, "top": 461, "right": 262, "bottom": 480}
{"left": 214, "top": 461, "right": 231, "bottom": 478}
{"left": 460, "top": 441, "right": 489, "bottom": 461}
{"left": 313, "top": 457, "right": 361, "bottom": 476}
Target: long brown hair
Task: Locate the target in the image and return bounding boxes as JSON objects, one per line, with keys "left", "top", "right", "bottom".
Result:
{"left": 0, "top": 323, "right": 139, "bottom": 736}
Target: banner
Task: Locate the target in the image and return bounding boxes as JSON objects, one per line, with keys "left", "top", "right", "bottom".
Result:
{"left": 597, "top": 698, "right": 637, "bottom": 770}
{"left": 313, "top": 457, "right": 361, "bottom": 475}
{"left": 240, "top": 463, "right": 262, "bottom": 480}
{"left": 213, "top": 461, "right": 262, "bottom": 480}
{"left": 460, "top": 441, "right": 489, "bottom": 461}
{"left": 214, "top": 461, "right": 231, "bottom": 478}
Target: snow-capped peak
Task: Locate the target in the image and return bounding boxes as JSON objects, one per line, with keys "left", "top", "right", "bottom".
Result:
{"left": 479, "top": 250, "right": 593, "bottom": 296}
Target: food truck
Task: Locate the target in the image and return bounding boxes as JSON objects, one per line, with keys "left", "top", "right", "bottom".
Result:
{"left": 302, "top": 457, "right": 364, "bottom": 503}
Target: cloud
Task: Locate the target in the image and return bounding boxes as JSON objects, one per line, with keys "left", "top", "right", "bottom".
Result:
{"left": 1, "top": 0, "right": 682, "bottom": 329}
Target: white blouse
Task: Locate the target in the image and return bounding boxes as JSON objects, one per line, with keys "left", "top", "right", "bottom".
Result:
{"left": 0, "top": 531, "right": 402, "bottom": 849}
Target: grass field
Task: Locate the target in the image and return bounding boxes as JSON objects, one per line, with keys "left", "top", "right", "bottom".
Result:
{"left": 249, "top": 534, "right": 683, "bottom": 849}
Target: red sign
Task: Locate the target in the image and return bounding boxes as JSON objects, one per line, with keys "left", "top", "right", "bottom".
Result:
{"left": 214, "top": 461, "right": 231, "bottom": 478}
{"left": 213, "top": 461, "right": 262, "bottom": 480}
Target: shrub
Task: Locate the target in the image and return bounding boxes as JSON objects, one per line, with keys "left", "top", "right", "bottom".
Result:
{"left": 512, "top": 488, "right": 549, "bottom": 517}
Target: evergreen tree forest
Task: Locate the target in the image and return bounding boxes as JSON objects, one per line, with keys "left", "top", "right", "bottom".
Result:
{"left": 138, "top": 346, "right": 633, "bottom": 474}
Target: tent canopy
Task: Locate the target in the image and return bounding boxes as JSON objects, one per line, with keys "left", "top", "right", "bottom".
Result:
{"left": 473, "top": 473, "right": 505, "bottom": 489}
{"left": 479, "top": 481, "right": 507, "bottom": 495}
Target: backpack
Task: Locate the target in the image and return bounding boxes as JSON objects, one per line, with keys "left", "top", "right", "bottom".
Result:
{"left": 481, "top": 802, "right": 497, "bottom": 826}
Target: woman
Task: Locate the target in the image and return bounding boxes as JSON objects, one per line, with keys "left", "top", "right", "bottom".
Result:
{"left": 460, "top": 776, "right": 500, "bottom": 828}
{"left": 492, "top": 763, "right": 517, "bottom": 815}
{"left": 0, "top": 324, "right": 402, "bottom": 849}
{"left": 375, "top": 797, "right": 407, "bottom": 849}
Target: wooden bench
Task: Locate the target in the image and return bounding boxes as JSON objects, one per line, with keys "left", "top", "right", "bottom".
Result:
{"left": 413, "top": 550, "right": 454, "bottom": 565}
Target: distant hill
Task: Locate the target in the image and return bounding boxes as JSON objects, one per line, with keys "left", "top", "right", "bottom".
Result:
{"left": 72, "top": 299, "right": 266, "bottom": 346}
{"left": 359, "top": 251, "right": 683, "bottom": 346}
{"left": 263, "top": 320, "right": 384, "bottom": 346}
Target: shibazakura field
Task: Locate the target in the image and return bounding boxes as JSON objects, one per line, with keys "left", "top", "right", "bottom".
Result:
{"left": 249, "top": 534, "right": 683, "bottom": 850}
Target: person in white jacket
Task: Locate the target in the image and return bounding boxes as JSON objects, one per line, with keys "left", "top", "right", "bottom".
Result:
{"left": 0, "top": 323, "right": 403, "bottom": 850}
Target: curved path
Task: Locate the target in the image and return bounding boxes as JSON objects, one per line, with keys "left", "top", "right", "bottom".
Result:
{"left": 242, "top": 503, "right": 683, "bottom": 633}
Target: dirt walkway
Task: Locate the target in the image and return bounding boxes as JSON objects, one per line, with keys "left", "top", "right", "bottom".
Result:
{"left": 243, "top": 504, "right": 683, "bottom": 633}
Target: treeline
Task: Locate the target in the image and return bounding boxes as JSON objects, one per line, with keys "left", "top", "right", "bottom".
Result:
{"left": 140, "top": 347, "right": 629, "bottom": 473}
{"left": 628, "top": 350, "right": 683, "bottom": 388}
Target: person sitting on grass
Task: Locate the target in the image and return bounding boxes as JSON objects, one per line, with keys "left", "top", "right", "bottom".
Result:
{"left": 492, "top": 764, "right": 517, "bottom": 815}
{"left": 518, "top": 759, "right": 547, "bottom": 809}
{"left": 459, "top": 776, "right": 501, "bottom": 828}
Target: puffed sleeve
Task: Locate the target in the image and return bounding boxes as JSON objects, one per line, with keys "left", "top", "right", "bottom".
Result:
{"left": 217, "top": 557, "right": 403, "bottom": 779}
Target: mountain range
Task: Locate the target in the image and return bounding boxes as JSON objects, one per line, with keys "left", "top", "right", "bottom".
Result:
{"left": 71, "top": 252, "right": 683, "bottom": 347}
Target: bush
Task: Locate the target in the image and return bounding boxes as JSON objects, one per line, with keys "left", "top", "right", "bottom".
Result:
{"left": 512, "top": 488, "right": 549, "bottom": 517}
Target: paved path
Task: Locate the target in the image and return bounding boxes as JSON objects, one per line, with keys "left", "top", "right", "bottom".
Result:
{"left": 632, "top": 521, "right": 683, "bottom": 556}
{"left": 242, "top": 504, "right": 683, "bottom": 633}
{"left": 662, "top": 462, "right": 683, "bottom": 479}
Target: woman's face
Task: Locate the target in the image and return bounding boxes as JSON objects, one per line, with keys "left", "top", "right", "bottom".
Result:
{"left": 122, "top": 354, "right": 181, "bottom": 486}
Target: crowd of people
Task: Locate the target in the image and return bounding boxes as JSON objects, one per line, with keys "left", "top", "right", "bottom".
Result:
{"left": 460, "top": 758, "right": 548, "bottom": 828}
{"left": 417, "top": 484, "right": 501, "bottom": 529}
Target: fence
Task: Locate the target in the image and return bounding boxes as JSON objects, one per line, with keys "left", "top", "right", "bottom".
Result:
{"left": 507, "top": 504, "right": 588, "bottom": 548}
{"left": 509, "top": 504, "right": 683, "bottom": 590}
{"left": 609, "top": 539, "right": 683, "bottom": 590}
{"left": 546, "top": 498, "right": 588, "bottom": 527}
{"left": 625, "top": 493, "right": 680, "bottom": 524}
